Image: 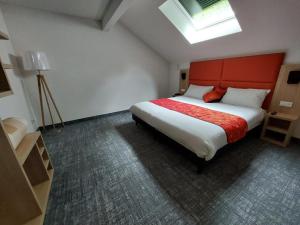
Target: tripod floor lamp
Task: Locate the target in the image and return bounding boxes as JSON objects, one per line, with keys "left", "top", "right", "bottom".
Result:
{"left": 24, "top": 51, "right": 64, "bottom": 129}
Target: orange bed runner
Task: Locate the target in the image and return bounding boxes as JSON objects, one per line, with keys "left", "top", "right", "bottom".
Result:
{"left": 151, "top": 98, "right": 248, "bottom": 143}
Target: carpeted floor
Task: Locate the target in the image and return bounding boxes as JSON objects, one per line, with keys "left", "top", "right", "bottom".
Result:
{"left": 42, "top": 111, "right": 300, "bottom": 225}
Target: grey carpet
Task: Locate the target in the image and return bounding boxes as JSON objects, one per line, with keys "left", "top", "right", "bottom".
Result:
{"left": 42, "top": 111, "right": 300, "bottom": 225}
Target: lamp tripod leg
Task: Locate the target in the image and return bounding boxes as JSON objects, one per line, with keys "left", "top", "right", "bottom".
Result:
{"left": 41, "top": 75, "right": 64, "bottom": 127}
{"left": 37, "top": 75, "right": 46, "bottom": 129}
{"left": 41, "top": 78, "right": 55, "bottom": 128}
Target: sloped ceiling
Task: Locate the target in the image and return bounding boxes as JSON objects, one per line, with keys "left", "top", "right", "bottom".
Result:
{"left": 0, "top": 0, "right": 110, "bottom": 19}
{"left": 1, "top": 0, "right": 300, "bottom": 63}
{"left": 121, "top": 0, "right": 300, "bottom": 63}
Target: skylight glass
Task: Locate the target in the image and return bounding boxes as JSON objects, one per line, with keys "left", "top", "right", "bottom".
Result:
{"left": 159, "top": 0, "right": 242, "bottom": 44}
{"left": 179, "top": 0, "right": 220, "bottom": 17}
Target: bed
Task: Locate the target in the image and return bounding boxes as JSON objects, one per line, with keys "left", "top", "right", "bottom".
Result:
{"left": 131, "top": 96, "right": 265, "bottom": 160}
{"left": 130, "top": 53, "right": 285, "bottom": 166}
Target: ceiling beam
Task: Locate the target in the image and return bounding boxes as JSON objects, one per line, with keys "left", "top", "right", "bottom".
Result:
{"left": 101, "top": 0, "right": 134, "bottom": 31}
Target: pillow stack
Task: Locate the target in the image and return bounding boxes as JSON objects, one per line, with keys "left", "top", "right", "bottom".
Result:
{"left": 182, "top": 85, "right": 270, "bottom": 108}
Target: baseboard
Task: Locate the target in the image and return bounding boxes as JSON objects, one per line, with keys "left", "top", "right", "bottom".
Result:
{"left": 38, "top": 110, "right": 129, "bottom": 130}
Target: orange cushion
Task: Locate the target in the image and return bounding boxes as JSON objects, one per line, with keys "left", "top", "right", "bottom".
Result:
{"left": 203, "top": 86, "right": 227, "bottom": 103}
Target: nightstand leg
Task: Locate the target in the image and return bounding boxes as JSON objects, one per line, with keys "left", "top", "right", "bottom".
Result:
{"left": 260, "top": 116, "right": 269, "bottom": 139}
{"left": 283, "top": 123, "right": 295, "bottom": 147}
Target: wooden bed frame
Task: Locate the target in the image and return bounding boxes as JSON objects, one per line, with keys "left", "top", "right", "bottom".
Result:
{"left": 132, "top": 53, "right": 285, "bottom": 173}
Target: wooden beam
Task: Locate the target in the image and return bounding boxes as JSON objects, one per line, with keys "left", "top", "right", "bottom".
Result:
{"left": 101, "top": 0, "right": 133, "bottom": 31}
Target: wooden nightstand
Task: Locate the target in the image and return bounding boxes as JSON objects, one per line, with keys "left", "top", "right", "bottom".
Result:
{"left": 172, "top": 93, "right": 183, "bottom": 97}
{"left": 261, "top": 112, "right": 299, "bottom": 147}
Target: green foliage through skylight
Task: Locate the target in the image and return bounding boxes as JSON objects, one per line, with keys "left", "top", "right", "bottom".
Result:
{"left": 178, "top": 0, "right": 221, "bottom": 18}
{"left": 179, "top": 0, "right": 235, "bottom": 30}
{"left": 159, "top": 0, "right": 242, "bottom": 44}
{"left": 197, "top": 0, "right": 221, "bottom": 9}
{"left": 194, "top": 0, "right": 234, "bottom": 29}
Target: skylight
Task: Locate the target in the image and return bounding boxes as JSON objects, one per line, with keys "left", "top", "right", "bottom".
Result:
{"left": 159, "top": 0, "right": 242, "bottom": 44}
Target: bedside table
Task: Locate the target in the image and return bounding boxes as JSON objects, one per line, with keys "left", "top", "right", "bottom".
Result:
{"left": 261, "top": 112, "right": 299, "bottom": 147}
{"left": 172, "top": 93, "right": 183, "bottom": 97}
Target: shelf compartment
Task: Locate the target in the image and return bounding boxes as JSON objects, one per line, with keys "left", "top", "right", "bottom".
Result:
{"left": 264, "top": 130, "right": 286, "bottom": 144}
{"left": 32, "top": 169, "right": 53, "bottom": 210}
{"left": 47, "top": 162, "right": 53, "bottom": 171}
{"left": 36, "top": 136, "right": 44, "bottom": 149}
{"left": 261, "top": 137, "right": 285, "bottom": 147}
{"left": 24, "top": 169, "right": 54, "bottom": 225}
{"left": 42, "top": 149, "right": 49, "bottom": 160}
{"left": 23, "top": 146, "right": 49, "bottom": 186}
{"left": 268, "top": 117, "right": 291, "bottom": 130}
{"left": 43, "top": 159, "right": 50, "bottom": 168}
{"left": 16, "top": 132, "right": 41, "bottom": 165}
{"left": 38, "top": 146, "right": 45, "bottom": 155}
{"left": 266, "top": 125, "right": 288, "bottom": 134}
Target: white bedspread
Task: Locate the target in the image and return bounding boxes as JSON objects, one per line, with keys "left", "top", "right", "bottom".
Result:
{"left": 130, "top": 96, "right": 265, "bottom": 160}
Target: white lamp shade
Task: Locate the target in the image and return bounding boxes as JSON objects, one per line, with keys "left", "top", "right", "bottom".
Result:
{"left": 23, "top": 51, "right": 51, "bottom": 71}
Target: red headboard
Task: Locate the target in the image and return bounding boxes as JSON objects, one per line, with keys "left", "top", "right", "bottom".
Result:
{"left": 189, "top": 53, "right": 285, "bottom": 109}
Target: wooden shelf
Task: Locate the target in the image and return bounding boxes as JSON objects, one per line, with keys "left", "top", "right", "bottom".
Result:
{"left": 0, "top": 119, "right": 54, "bottom": 225}
{"left": 32, "top": 169, "right": 53, "bottom": 210}
{"left": 3, "top": 63, "right": 14, "bottom": 69}
{"left": 269, "top": 112, "right": 299, "bottom": 121}
{"left": 266, "top": 125, "right": 288, "bottom": 134}
{"left": 0, "top": 90, "right": 13, "bottom": 98}
{"left": 0, "top": 30, "right": 9, "bottom": 40}
{"left": 25, "top": 169, "right": 54, "bottom": 225}
{"left": 261, "top": 137, "right": 285, "bottom": 147}
{"left": 16, "top": 132, "right": 41, "bottom": 165}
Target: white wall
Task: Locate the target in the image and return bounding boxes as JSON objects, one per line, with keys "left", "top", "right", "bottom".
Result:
{"left": 1, "top": 4, "right": 169, "bottom": 125}
{"left": 0, "top": 8, "right": 35, "bottom": 131}
{"left": 168, "top": 62, "right": 189, "bottom": 96}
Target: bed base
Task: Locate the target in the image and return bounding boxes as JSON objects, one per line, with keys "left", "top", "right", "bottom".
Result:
{"left": 132, "top": 114, "right": 210, "bottom": 173}
{"left": 132, "top": 114, "right": 262, "bottom": 173}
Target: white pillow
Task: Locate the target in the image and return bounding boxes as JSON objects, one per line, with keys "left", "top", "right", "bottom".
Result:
{"left": 221, "top": 87, "right": 270, "bottom": 108}
{"left": 184, "top": 85, "right": 213, "bottom": 99}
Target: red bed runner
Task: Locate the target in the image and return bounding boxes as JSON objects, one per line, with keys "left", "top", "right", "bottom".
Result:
{"left": 150, "top": 98, "right": 248, "bottom": 143}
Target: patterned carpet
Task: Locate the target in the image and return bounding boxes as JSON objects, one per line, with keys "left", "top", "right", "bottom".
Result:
{"left": 42, "top": 111, "right": 300, "bottom": 225}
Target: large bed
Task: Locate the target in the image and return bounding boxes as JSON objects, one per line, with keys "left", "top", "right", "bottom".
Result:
{"left": 130, "top": 53, "right": 285, "bottom": 165}
{"left": 131, "top": 96, "right": 265, "bottom": 160}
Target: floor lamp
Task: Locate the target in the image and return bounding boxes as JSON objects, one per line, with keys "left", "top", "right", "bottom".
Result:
{"left": 24, "top": 51, "right": 64, "bottom": 129}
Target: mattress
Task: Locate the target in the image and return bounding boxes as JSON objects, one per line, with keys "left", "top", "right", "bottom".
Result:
{"left": 130, "top": 96, "right": 265, "bottom": 160}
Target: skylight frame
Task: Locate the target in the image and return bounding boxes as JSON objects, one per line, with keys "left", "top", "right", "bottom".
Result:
{"left": 177, "top": 0, "right": 235, "bottom": 30}
{"left": 159, "top": 0, "right": 242, "bottom": 44}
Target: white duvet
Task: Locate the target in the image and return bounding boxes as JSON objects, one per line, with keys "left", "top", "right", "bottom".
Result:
{"left": 130, "top": 96, "right": 265, "bottom": 160}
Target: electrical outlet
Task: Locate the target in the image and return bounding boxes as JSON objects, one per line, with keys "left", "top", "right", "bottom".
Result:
{"left": 279, "top": 101, "right": 293, "bottom": 108}
{"left": 180, "top": 88, "right": 186, "bottom": 92}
